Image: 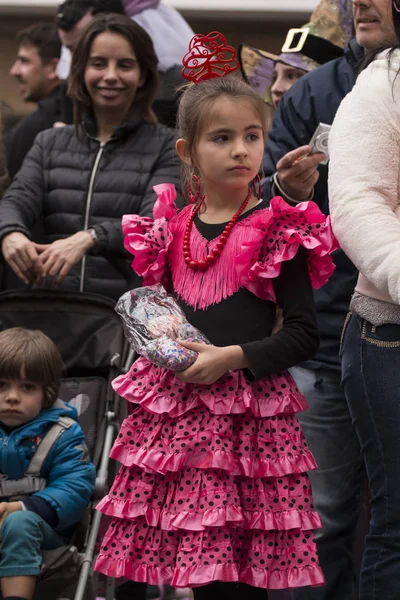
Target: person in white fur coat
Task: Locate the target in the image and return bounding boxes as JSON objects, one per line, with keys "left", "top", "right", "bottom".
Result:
{"left": 328, "top": 2, "right": 400, "bottom": 597}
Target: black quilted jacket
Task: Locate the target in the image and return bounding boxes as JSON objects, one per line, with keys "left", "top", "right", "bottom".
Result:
{"left": 0, "top": 114, "right": 181, "bottom": 300}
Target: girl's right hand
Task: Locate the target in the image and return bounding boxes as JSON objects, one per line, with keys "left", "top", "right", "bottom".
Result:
{"left": 1, "top": 232, "right": 43, "bottom": 284}
{"left": 176, "top": 341, "right": 249, "bottom": 385}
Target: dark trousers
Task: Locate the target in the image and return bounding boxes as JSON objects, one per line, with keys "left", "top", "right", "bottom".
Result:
{"left": 341, "top": 314, "right": 400, "bottom": 600}
{"left": 290, "top": 364, "right": 364, "bottom": 600}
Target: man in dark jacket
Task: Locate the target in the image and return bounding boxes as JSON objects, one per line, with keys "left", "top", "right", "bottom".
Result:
{"left": 264, "top": 49, "right": 364, "bottom": 599}
{"left": 262, "top": 1, "right": 396, "bottom": 598}
{"left": 4, "top": 22, "right": 62, "bottom": 179}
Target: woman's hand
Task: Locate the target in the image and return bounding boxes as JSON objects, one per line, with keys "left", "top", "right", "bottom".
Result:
{"left": 35, "top": 231, "right": 96, "bottom": 285}
{"left": 175, "top": 341, "right": 249, "bottom": 385}
{"left": 1, "top": 232, "right": 44, "bottom": 284}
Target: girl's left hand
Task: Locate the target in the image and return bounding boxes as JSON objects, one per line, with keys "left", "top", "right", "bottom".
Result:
{"left": 176, "top": 341, "right": 248, "bottom": 385}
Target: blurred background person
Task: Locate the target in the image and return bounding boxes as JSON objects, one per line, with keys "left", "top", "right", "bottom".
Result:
{"left": 123, "top": 0, "right": 194, "bottom": 127}
{"left": 0, "top": 14, "right": 181, "bottom": 300}
{"left": 4, "top": 23, "right": 62, "bottom": 179}
{"left": 57, "top": 0, "right": 125, "bottom": 54}
{"left": 9, "top": 22, "right": 61, "bottom": 105}
{"left": 239, "top": 0, "right": 346, "bottom": 120}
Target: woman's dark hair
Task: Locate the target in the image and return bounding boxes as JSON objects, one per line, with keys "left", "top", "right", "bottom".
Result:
{"left": 0, "top": 328, "right": 63, "bottom": 409}
{"left": 177, "top": 76, "right": 268, "bottom": 202}
{"left": 68, "top": 13, "right": 158, "bottom": 128}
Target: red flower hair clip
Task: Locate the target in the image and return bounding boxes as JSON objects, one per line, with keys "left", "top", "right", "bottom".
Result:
{"left": 182, "top": 31, "right": 239, "bottom": 84}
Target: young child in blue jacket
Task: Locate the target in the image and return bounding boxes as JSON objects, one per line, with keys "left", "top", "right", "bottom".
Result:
{"left": 0, "top": 327, "right": 96, "bottom": 600}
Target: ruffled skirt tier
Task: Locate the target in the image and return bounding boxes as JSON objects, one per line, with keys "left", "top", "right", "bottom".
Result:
{"left": 95, "top": 358, "right": 324, "bottom": 590}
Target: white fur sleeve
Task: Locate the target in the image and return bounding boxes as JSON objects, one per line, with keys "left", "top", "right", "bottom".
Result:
{"left": 329, "top": 57, "right": 400, "bottom": 304}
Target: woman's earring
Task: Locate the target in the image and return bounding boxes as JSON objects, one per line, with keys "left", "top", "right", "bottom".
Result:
{"left": 252, "top": 174, "right": 262, "bottom": 200}
{"left": 188, "top": 174, "right": 202, "bottom": 204}
{"left": 394, "top": 0, "right": 400, "bottom": 12}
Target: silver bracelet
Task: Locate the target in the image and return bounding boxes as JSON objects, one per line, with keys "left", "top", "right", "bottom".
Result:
{"left": 272, "top": 172, "right": 314, "bottom": 205}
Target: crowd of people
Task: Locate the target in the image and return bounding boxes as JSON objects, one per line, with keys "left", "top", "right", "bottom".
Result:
{"left": 0, "top": 0, "right": 398, "bottom": 599}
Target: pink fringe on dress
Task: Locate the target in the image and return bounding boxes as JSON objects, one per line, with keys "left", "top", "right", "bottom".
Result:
{"left": 122, "top": 184, "right": 338, "bottom": 310}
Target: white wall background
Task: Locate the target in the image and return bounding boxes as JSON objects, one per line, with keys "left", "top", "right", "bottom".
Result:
{"left": 0, "top": 0, "right": 319, "bottom": 16}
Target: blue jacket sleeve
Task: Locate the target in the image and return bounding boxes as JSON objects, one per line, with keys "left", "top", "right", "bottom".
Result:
{"left": 23, "top": 496, "right": 58, "bottom": 527}
{"left": 262, "top": 78, "right": 320, "bottom": 202}
{"left": 34, "top": 422, "right": 96, "bottom": 532}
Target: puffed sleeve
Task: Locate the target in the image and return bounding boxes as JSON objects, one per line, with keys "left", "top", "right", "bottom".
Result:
{"left": 237, "top": 196, "right": 338, "bottom": 303}
{"left": 122, "top": 183, "right": 178, "bottom": 287}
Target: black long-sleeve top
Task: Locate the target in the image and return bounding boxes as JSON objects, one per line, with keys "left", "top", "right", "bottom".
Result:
{"left": 177, "top": 202, "right": 320, "bottom": 381}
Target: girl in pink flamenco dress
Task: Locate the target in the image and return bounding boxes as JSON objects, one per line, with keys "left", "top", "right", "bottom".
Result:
{"left": 95, "top": 74, "right": 338, "bottom": 598}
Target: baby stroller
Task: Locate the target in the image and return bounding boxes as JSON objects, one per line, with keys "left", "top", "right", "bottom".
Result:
{"left": 0, "top": 289, "right": 133, "bottom": 600}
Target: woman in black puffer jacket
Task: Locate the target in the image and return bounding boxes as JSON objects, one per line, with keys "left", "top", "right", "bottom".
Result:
{"left": 0, "top": 14, "right": 181, "bottom": 300}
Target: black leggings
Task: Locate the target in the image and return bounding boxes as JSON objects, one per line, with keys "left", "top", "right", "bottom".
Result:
{"left": 193, "top": 582, "right": 268, "bottom": 600}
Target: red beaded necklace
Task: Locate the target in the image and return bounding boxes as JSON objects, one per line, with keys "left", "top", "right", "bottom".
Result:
{"left": 183, "top": 188, "right": 252, "bottom": 271}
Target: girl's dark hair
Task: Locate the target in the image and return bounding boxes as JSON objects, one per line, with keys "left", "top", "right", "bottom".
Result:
{"left": 0, "top": 328, "right": 63, "bottom": 409}
{"left": 177, "top": 76, "right": 268, "bottom": 202}
{"left": 68, "top": 13, "right": 158, "bottom": 128}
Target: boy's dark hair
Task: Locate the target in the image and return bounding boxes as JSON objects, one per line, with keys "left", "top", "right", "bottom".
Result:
{"left": 69, "top": 13, "right": 158, "bottom": 127}
{"left": 56, "top": 0, "right": 125, "bottom": 31}
{"left": 16, "top": 22, "right": 62, "bottom": 63}
{"left": 0, "top": 328, "right": 63, "bottom": 409}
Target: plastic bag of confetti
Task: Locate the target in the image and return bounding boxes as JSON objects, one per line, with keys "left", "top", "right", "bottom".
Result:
{"left": 115, "top": 284, "right": 210, "bottom": 371}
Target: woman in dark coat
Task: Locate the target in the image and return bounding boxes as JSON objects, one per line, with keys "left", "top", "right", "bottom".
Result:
{"left": 0, "top": 14, "right": 181, "bottom": 299}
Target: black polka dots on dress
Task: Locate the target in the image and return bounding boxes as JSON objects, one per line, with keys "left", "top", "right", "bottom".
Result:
{"left": 96, "top": 365, "right": 323, "bottom": 589}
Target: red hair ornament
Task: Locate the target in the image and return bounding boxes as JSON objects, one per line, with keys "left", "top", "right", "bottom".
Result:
{"left": 182, "top": 31, "right": 239, "bottom": 83}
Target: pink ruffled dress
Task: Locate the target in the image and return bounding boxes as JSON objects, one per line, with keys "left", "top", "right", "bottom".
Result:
{"left": 95, "top": 185, "right": 338, "bottom": 590}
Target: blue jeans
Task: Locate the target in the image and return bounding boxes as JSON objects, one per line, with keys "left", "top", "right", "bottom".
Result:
{"left": 341, "top": 314, "right": 400, "bottom": 600}
{"left": 0, "top": 510, "right": 66, "bottom": 577}
{"left": 290, "top": 365, "right": 364, "bottom": 600}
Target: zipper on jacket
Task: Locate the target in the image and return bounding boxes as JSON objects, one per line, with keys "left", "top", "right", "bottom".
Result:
{"left": 80, "top": 142, "right": 105, "bottom": 293}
